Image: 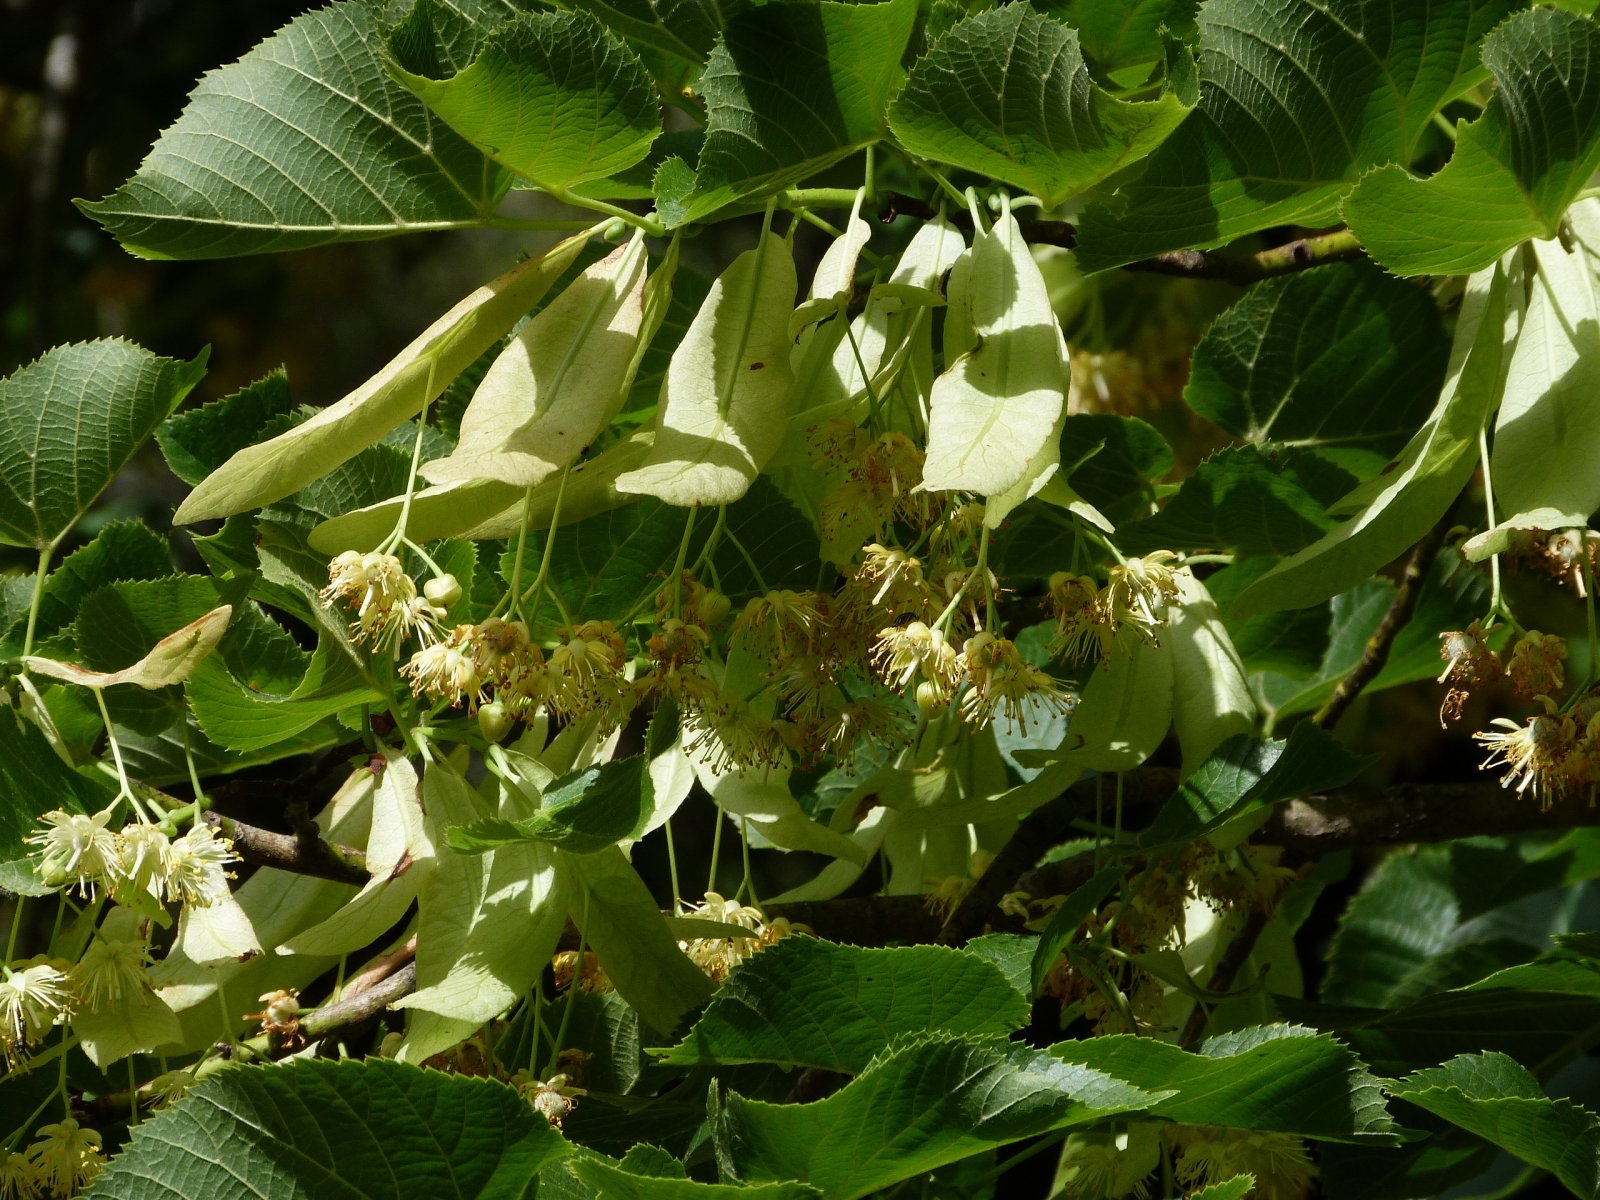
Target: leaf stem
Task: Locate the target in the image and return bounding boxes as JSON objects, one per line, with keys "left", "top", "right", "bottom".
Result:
{"left": 908, "top": 155, "right": 967, "bottom": 208}
{"left": 20, "top": 544, "right": 52, "bottom": 660}
{"left": 543, "top": 185, "right": 665, "bottom": 236}
{"left": 5, "top": 897, "right": 24, "bottom": 964}
{"left": 669, "top": 507, "right": 699, "bottom": 618}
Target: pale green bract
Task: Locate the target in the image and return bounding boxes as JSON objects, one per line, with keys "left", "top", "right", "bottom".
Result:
{"left": 1481, "top": 206, "right": 1600, "bottom": 534}
{"left": 922, "top": 211, "right": 1067, "bottom": 497}
{"left": 424, "top": 236, "right": 651, "bottom": 487}
{"left": 174, "top": 229, "right": 594, "bottom": 524}
{"left": 615, "top": 233, "right": 798, "bottom": 506}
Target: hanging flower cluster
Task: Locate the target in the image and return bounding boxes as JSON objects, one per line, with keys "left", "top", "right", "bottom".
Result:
{"left": 1050, "top": 551, "right": 1185, "bottom": 667}
{"left": 677, "top": 892, "right": 804, "bottom": 983}
{"left": 0, "top": 1118, "right": 107, "bottom": 1199}
{"left": 10, "top": 809, "right": 233, "bottom": 1068}
{"left": 1436, "top": 621, "right": 1600, "bottom": 808}
{"left": 23, "top": 808, "right": 234, "bottom": 908}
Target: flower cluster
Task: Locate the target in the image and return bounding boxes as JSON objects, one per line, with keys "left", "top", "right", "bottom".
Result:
{"left": 1, "top": 1119, "right": 107, "bottom": 1199}
{"left": 321, "top": 552, "right": 447, "bottom": 652}
{"left": 1050, "top": 551, "right": 1185, "bottom": 667}
{"left": 1475, "top": 691, "right": 1600, "bottom": 810}
{"left": 320, "top": 432, "right": 1189, "bottom": 780}
{"left": 1441, "top": 623, "right": 1600, "bottom": 808}
{"left": 1166, "top": 1125, "right": 1316, "bottom": 1200}
{"left": 678, "top": 892, "right": 804, "bottom": 983}
{"left": 24, "top": 809, "right": 234, "bottom": 908}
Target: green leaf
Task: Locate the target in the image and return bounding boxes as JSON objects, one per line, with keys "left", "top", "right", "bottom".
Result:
{"left": 567, "top": 846, "right": 715, "bottom": 1034}
{"left": 383, "top": 0, "right": 522, "bottom": 79}
{"left": 712, "top": 1035, "right": 1164, "bottom": 1200}
{"left": 1030, "top": 865, "right": 1127, "bottom": 994}
{"left": 1230, "top": 256, "right": 1516, "bottom": 617}
{"left": 565, "top": 0, "right": 738, "bottom": 63}
{"left": 1075, "top": 0, "right": 1518, "bottom": 270}
{"left": 1321, "top": 848, "right": 1457, "bottom": 1008}
{"left": 1119, "top": 446, "right": 1354, "bottom": 558}
{"left": 390, "top": 11, "right": 660, "bottom": 190}
{"left": 0, "top": 341, "right": 206, "bottom": 550}
{"left": 14, "top": 520, "right": 172, "bottom": 653}
{"left": 1059, "top": 413, "right": 1173, "bottom": 528}
{"left": 1183, "top": 263, "right": 1448, "bottom": 459}
{"left": 709, "top": 478, "right": 822, "bottom": 597}
{"left": 157, "top": 368, "right": 296, "bottom": 487}
{"left": 657, "top": 938, "right": 1028, "bottom": 1072}
{"left": 889, "top": 7, "right": 1188, "bottom": 207}
{"left": 173, "top": 231, "right": 592, "bottom": 523}
{"left": 448, "top": 756, "right": 650, "bottom": 854}
{"left": 1486, "top": 213, "right": 1600, "bottom": 533}
{"left": 186, "top": 628, "right": 385, "bottom": 753}
{"left": 1143, "top": 722, "right": 1372, "bottom": 850}
{"left": 0, "top": 710, "right": 114, "bottom": 895}
{"left": 425, "top": 237, "right": 650, "bottom": 487}
{"left": 1389, "top": 1052, "right": 1600, "bottom": 1198}
{"left": 566, "top": 1155, "right": 820, "bottom": 1199}
{"left": 1053, "top": 1025, "right": 1396, "bottom": 1142}
{"left": 81, "top": 1058, "right": 570, "bottom": 1200}
{"left": 507, "top": 498, "right": 690, "bottom": 638}
{"left": 77, "top": 2, "right": 510, "bottom": 258}
{"left": 675, "top": 0, "right": 918, "bottom": 224}
{"left": 615, "top": 233, "right": 797, "bottom": 505}
{"left": 1346, "top": 8, "right": 1600, "bottom": 276}
{"left": 923, "top": 211, "right": 1067, "bottom": 497}
{"left": 1188, "top": 1177, "right": 1257, "bottom": 1200}
{"left": 1291, "top": 962, "right": 1600, "bottom": 1080}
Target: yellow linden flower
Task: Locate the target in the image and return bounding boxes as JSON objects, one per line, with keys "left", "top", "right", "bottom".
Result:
{"left": 25, "top": 806, "right": 122, "bottom": 899}
{"left": 163, "top": 824, "right": 236, "bottom": 908}
{"left": 114, "top": 822, "right": 171, "bottom": 907}
{"left": 0, "top": 1149, "right": 36, "bottom": 1200}
{"left": 1103, "top": 551, "right": 1183, "bottom": 648}
{"left": 1167, "top": 1125, "right": 1314, "bottom": 1200}
{"left": 402, "top": 642, "right": 483, "bottom": 707}
{"left": 0, "top": 959, "right": 74, "bottom": 1067}
{"left": 24, "top": 1119, "right": 105, "bottom": 1198}
{"left": 959, "top": 632, "right": 1074, "bottom": 731}
{"left": 1475, "top": 697, "right": 1575, "bottom": 810}
{"left": 70, "top": 932, "right": 153, "bottom": 1014}
{"left": 1506, "top": 630, "right": 1567, "bottom": 700}
{"left": 678, "top": 893, "right": 800, "bottom": 983}
{"left": 322, "top": 552, "right": 440, "bottom": 652}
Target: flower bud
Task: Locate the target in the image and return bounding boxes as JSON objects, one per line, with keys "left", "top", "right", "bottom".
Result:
{"left": 478, "top": 701, "right": 514, "bottom": 743}
{"left": 915, "top": 680, "right": 946, "bottom": 717}
{"left": 424, "top": 574, "right": 462, "bottom": 610}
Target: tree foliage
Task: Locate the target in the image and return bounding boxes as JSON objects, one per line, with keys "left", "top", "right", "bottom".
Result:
{"left": 4, "top": 1, "right": 1600, "bottom": 1197}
